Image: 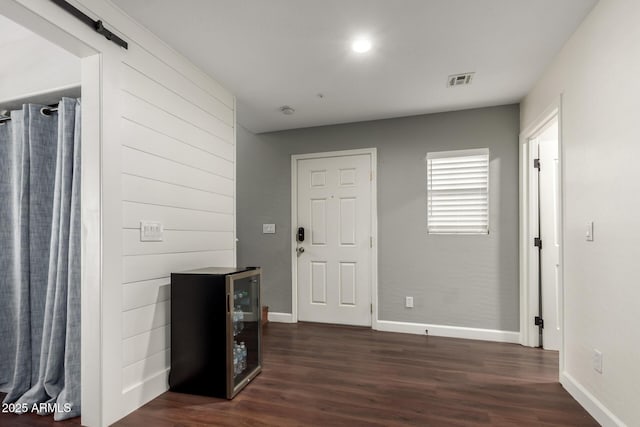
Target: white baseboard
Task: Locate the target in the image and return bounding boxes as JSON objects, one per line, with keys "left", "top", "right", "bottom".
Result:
{"left": 375, "top": 320, "right": 520, "bottom": 344}
{"left": 119, "top": 368, "right": 169, "bottom": 423}
{"left": 268, "top": 312, "right": 296, "bottom": 323}
{"left": 265, "top": 315, "right": 519, "bottom": 343}
{"left": 561, "top": 372, "right": 626, "bottom": 427}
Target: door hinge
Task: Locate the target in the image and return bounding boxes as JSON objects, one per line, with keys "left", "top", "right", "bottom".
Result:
{"left": 371, "top": 303, "right": 373, "bottom": 314}
{"left": 534, "top": 237, "right": 542, "bottom": 249}
{"left": 534, "top": 316, "right": 544, "bottom": 328}
{"left": 533, "top": 158, "right": 540, "bottom": 170}
{"left": 370, "top": 171, "right": 373, "bottom": 181}
{"left": 370, "top": 236, "right": 373, "bottom": 248}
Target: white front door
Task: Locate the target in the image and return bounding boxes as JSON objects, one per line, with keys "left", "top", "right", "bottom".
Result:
{"left": 295, "top": 153, "right": 372, "bottom": 326}
{"left": 537, "top": 120, "right": 561, "bottom": 351}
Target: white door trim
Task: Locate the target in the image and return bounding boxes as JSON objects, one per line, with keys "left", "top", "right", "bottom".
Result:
{"left": 291, "top": 148, "right": 378, "bottom": 329}
{"left": 519, "top": 97, "right": 565, "bottom": 369}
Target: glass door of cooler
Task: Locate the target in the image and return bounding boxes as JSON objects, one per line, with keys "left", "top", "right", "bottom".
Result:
{"left": 227, "top": 269, "right": 261, "bottom": 397}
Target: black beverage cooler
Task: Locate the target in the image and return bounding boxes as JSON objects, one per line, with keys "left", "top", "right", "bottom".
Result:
{"left": 169, "top": 267, "right": 262, "bottom": 399}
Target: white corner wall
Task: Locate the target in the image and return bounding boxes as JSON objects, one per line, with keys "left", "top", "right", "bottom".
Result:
{"left": 4, "top": 1, "right": 236, "bottom": 426}
{"left": 522, "top": 0, "right": 640, "bottom": 425}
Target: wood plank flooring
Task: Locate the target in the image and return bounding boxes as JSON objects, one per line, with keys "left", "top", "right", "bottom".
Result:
{"left": 1, "top": 322, "right": 598, "bottom": 426}
{"left": 116, "top": 323, "right": 597, "bottom": 426}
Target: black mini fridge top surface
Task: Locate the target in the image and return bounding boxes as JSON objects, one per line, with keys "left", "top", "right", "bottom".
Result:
{"left": 169, "top": 267, "right": 262, "bottom": 399}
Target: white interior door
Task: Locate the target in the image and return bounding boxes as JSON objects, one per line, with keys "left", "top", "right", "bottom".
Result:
{"left": 537, "top": 120, "right": 561, "bottom": 351}
{"left": 295, "top": 153, "right": 372, "bottom": 326}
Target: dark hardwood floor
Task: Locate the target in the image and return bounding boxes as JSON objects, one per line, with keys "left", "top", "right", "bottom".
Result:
{"left": 117, "top": 323, "right": 596, "bottom": 427}
{"left": 1, "top": 323, "right": 598, "bottom": 426}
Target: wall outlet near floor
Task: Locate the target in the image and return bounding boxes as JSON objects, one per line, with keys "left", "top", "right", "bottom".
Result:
{"left": 593, "top": 349, "right": 603, "bottom": 374}
{"left": 405, "top": 296, "right": 414, "bottom": 308}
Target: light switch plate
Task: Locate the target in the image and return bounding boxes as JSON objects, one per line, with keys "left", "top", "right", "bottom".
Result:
{"left": 405, "top": 296, "right": 414, "bottom": 308}
{"left": 263, "top": 223, "right": 276, "bottom": 234}
{"left": 593, "top": 349, "right": 603, "bottom": 373}
{"left": 140, "top": 220, "right": 163, "bottom": 242}
{"left": 586, "top": 221, "right": 594, "bottom": 241}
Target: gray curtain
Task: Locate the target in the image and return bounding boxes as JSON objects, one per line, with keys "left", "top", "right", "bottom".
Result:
{"left": 0, "top": 98, "right": 81, "bottom": 421}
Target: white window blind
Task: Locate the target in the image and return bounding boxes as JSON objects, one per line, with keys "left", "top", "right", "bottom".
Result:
{"left": 426, "top": 148, "right": 489, "bottom": 235}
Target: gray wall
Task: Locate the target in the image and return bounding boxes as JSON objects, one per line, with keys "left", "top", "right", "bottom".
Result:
{"left": 237, "top": 104, "right": 520, "bottom": 331}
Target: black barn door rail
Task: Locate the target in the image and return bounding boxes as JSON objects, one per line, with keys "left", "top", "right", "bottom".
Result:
{"left": 50, "top": 0, "right": 128, "bottom": 49}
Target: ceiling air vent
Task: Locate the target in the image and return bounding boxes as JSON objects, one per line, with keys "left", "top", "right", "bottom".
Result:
{"left": 447, "top": 72, "right": 474, "bottom": 87}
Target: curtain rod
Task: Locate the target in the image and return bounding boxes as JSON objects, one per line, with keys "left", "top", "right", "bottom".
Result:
{"left": 0, "top": 105, "right": 59, "bottom": 124}
{"left": 50, "top": 0, "right": 128, "bottom": 49}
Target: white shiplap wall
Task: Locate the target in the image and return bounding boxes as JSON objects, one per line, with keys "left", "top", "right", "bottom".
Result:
{"left": 6, "top": 0, "right": 236, "bottom": 424}
{"left": 119, "top": 45, "right": 235, "bottom": 395}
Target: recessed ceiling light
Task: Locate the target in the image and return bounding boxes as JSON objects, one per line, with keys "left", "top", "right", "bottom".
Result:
{"left": 351, "top": 38, "right": 372, "bottom": 53}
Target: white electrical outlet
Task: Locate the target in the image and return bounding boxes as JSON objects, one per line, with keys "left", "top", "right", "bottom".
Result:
{"left": 405, "top": 296, "right": 414, "bottom": 308}
{"left": 140, "top": 220, "right": 163, "bottom": 242}
{"left": 263, "top": 223, "right": 276, "bottom": 234}
{"left": 593, "top": 349, "right": 603, "bottom": 374}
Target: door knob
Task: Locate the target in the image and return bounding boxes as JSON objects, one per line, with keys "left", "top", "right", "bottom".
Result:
{"left": 296, "top": 247, "right": 305, "bottom": 254}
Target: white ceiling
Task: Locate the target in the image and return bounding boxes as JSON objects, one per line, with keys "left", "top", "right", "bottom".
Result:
{"left": 112, "top": 0, "right": 597, "bottom": 133}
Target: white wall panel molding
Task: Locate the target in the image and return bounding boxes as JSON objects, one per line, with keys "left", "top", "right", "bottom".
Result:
{"left": 122, "top": 325, "right": 170, "bottom": 368}
{"left": 121, "top": 146, "right": 233, "bottom": 195}
{"left": 121, "top": 119, "right": 233, "bottom": 174}
{"left": 123, "top": 251, "right": 235, "bottom": 284}
{"left": 122, "top": 175, "right": 233, "bottom": 214}
{"left": 122, "top": 349, "right": 170, "bottom": 392}
{"left": 122, "top": 229, "right": 234, "bottom": 256}
{"left": 121, "top": 63, "right": 233, "bottom": 128}
{"left": 122, "top": 202, "right": 233, "bottom": 232}
{"left": 122, "top": 278, "right": 171, "bottom": 312}
{"left": 121, "top": 90, "right": 233, "bottom": 143}
{"left": 122, "top": 48, "right": 232, "bottom": 123}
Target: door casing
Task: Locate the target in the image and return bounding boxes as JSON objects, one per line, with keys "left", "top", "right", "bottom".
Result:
{"left": 519, "top": 97, "right": 565, "bottom": 374}
{"left": 536, "top": 119, "right": 561, "bottom": 350}
{"left": 291, "top": 148, "right": 378, "bottom": 329}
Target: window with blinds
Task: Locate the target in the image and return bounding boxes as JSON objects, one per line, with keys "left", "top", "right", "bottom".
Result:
{"left": 426, "top": 148, "right": 489, "bottom": 235}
